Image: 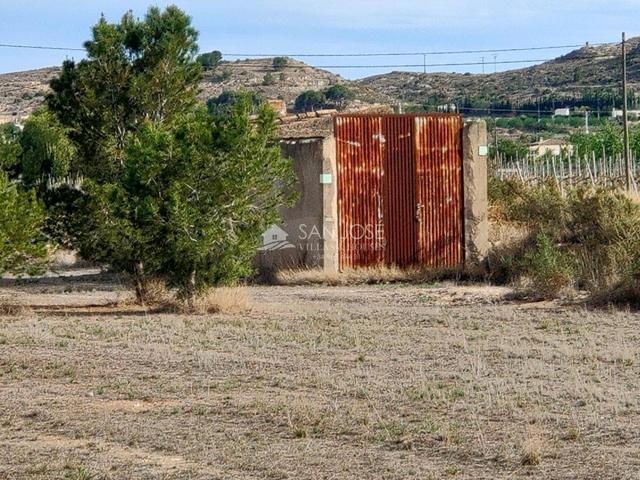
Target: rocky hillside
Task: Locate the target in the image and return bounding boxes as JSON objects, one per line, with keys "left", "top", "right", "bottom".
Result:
{"left": 355, "top": 38, "right": 640, "bottom": 108}
{"left": 0, "top": 67, "right": 57, "bottom": 122}
{"left": 0, "top": 58, "right": 389, "bottom": 122}
{"left": 198, "top": 58, "right": 389, "bottom": 106}
{"left": 2, "top": 38, "right": 640, "bottom": 121}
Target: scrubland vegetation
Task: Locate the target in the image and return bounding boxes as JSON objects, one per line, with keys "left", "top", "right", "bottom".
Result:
{"left": 488, "top": 176, "right": 640, "bottom": 304}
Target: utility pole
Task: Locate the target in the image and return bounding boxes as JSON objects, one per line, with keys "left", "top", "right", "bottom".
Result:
{"left": 423, "top": 53, "right": 426, "bottom": 74}
{"left": 623, "top": 32, "right": 631, "bottom": 190}
{"left": 493, "top": 54, "right": 497, "bottom": 74}
{"left": 481, "top": 56, "right": 485, "bottom": 74}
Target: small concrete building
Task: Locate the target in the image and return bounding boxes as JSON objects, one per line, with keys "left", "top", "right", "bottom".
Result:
{"left": 528, "top": 138, "right": 573, "bottom": 157}
{"left": 257, "top": 112, "right": 488, "bottom": 274}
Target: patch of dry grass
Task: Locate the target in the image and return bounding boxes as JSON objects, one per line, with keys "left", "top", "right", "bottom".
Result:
{"left": 0, "top": 301, "right": 29, "bottom": 316}
{"left": 139, "top": 277, "right": 172, "bottom": 304}
{"left": 520, "top": 433, "right": 543, "bottom": 466}
{"left": 271, "top": 265, "right": 463, "bottom": 286}
{"left": 171, "top": 287, "right": 253, "bottom": 314}
{"left": 589, "top": 279, "right": 640, "bottom": 309}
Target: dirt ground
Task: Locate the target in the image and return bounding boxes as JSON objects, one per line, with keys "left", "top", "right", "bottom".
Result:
{"left": 1, "top": 271, "right": 639, "bottom": 479}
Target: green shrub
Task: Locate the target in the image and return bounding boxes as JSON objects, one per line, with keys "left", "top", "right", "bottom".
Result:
{"left": 0, "top": 171, "right": 48, "bottom": 276}
{"left": 324, "top": 84, "right": 355, "bottom": 110}
{"left": 262, "top": 73, "right": 276, "bottom": 86}
{"left": 520, "top": 233, "right": 574, "bottom": 299}
{"left": 489, "top": 177, "right": 640, "bottom": 303}
{"left": 273, "top": 57, "right": 288, "bottom": 70}
{"left": 196, "top": 50, "right": 222, "bottom": 69}
{"left": 567, "top": 188, "right": 640, "bottom": 291}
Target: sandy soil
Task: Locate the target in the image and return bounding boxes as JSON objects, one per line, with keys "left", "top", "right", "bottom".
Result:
{"left": 1, "top": 272, "right": 639, "bottom": 479}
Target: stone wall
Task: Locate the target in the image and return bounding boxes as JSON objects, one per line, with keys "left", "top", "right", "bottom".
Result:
{"left": 256, "top": 136, "right": 338, "bottom": 273}
{"left": 462, "top": 120, "right": 489, "bottom": 270}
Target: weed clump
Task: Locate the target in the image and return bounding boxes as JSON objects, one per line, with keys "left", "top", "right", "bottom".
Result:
{"left": 520, "top": 435, "right": 543, "bottom": 466}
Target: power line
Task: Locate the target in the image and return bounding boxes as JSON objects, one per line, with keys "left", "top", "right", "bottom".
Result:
{"left": 208, "top": 54, "right": 617, "bottom": 71}
{"left": 221, "top": 43, "right": 610, "bottom": 58}
{"left": 0, "top": 43, "right": 84, "bottom": 52}
{"left": 548, "top": 82, "right": 640, "bottom": 89}
{"left": 0, "top": 41, "right": 614, "bottom": 58}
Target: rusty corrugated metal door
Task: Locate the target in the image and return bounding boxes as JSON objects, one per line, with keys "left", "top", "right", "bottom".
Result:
{"left": 414, "top": 115, "right": 464, "bottom": 267}
{"left": 335, "top": 114, "right": 463, "bottom": 270}
{"left": 335, "top": 115, "right": 385, "bottom": 269}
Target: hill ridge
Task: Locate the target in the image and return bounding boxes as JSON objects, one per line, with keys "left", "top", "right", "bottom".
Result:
{"left": 2, "top": 37, "right": 640, "bottom": 121}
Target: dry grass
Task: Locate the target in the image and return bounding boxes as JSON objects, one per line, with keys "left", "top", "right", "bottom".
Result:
{"left": 272, "top": 265, "right": 463, "bottom": 286}
{"left": 1, "top": 275, "right": 640, "bottom": 479}
{"left": 140, "top": 277, "right": 172, "bottom": 304}
{"left": 589, "top": 279, "right": 640, "bottom": 309}
{"left": 0, "top": 301, "right": 29, "bottom": 316}
{"left": 192, "top": 286, "right": 252, "bottom": 314}
{"left": 120, "top": 280, "right": 253, "bottom": 315}
{"left": 520, "top": 433, "right": 543, "bottom": 466}
{"left": 169, "top": 286, "right": 253, "bottom": 314}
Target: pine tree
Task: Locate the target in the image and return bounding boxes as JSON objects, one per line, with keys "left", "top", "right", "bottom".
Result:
{"left": 0, "top": 126, "right": 47, "bottom": 275}
{"left": 47, "top": 7, "right": 296, "bottom": 303}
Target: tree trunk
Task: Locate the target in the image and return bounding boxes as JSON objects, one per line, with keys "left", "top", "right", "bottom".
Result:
{"left": 134, "top": 261, "right": 147, "bottom": 304}
{"left": 186, "top": 269, "right": 197, "bottom": 310}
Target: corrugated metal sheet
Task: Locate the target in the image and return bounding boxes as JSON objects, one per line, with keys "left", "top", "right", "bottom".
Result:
{"left": 335, "top": 115, "right": 385, "bottom": 268}
{"left": 414, "top": 115, "right": 464, "bottom": 267}
{"left": 382, "top": 116, "right": 416, "bottom": 267}
{"left": 335, "top": 114, "right": 463, "bottom": 270}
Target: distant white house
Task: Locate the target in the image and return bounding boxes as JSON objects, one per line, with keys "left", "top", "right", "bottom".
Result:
{"left": 553, "top": 108, "right": 571, "bottom": 117}
{"left": 612, "top": 108, "right": 640, "bottom": 120}
{"left": 528, "top": 138, "right": 574, "bottom": 157}
{"left": 258, "top": 225, "right": 295, "bottom": 251}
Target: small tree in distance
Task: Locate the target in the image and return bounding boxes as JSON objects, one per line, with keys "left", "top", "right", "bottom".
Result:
{"left": 19, "top": 110, "right": 76, "bottom": 190}
{"left": 197, "top": 50, "right": 222, "bottom": 69}
{"left": 207, "top": 90, "right": 264, "bottom": 116}
{"left": 294, "top": 90, "right": 326, "bottom": 113}
{"left": 262, "top": 72, "right": 276, "bottom": 86}
{"left": 294, "top": 85, "right": 356, "bottom": 112}
{"left": 325, "top": 84, "right": 355, "bottom": 110}
{"left": 273, "top": 57, "right": 288, "bottom": 70}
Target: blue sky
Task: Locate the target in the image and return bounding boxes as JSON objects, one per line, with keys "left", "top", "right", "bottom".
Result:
{"left": 1, "top": 0, "right": 639, "bottom": 79}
